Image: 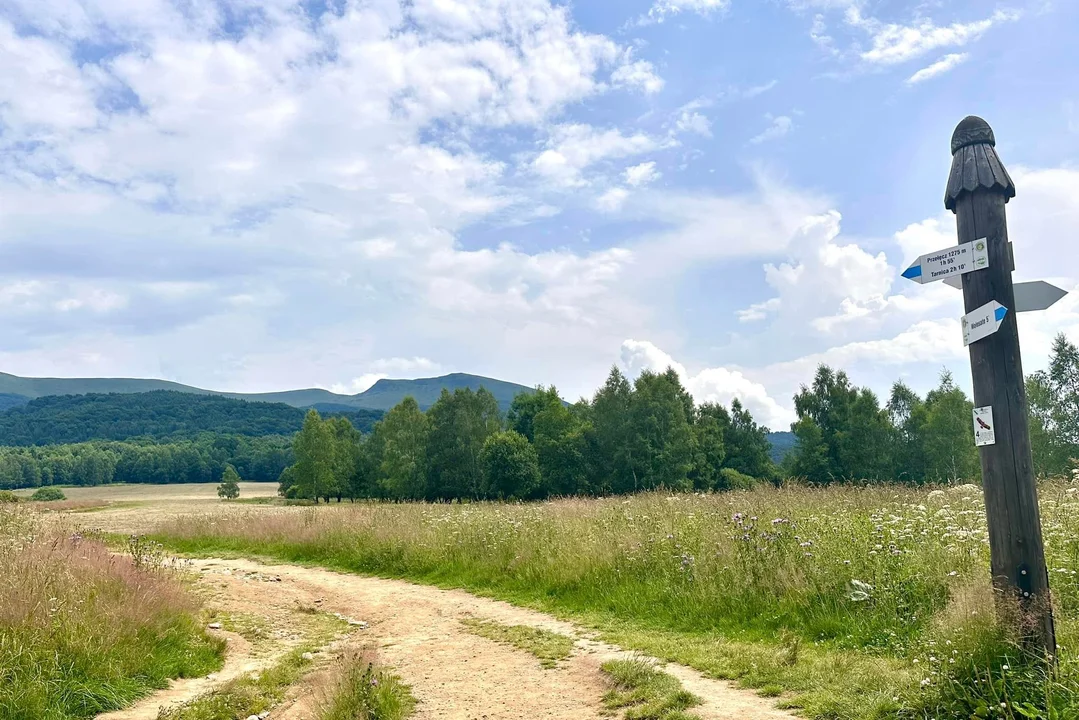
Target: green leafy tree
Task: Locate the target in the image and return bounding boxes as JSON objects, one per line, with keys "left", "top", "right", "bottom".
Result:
{"left": 533, "top": 396, "right": 590, "bottom": 497}
{"left": 374, "top": 397, "right": 430, "bottom": 500}
{"left": 626, "top": 369, "right": 695, "bottom": 492}
{"left": 277, "top": 464, "right": 297, "bottom": 498}
{"left": 689, "top": 403, "right": 726, "bottom": 491}
{"left": 326, "top": 416, "right": 361, "bottom": 501}
{"left": 1028, "top": 372, "right": 1065, "bottom": 477}
{"left": 886, "top": 381, "right": 928, "bottom": 483}
{"left": 506, "top": 387, "right": 563, "bottom": 442}
{"left": 425, "top": 388, "right": 501, "bottom": 499}
{"left": 1028, "top": 334, "right": 1079, "bottom": 476}
{"left": 591, "top": 367, "right": 636, "bottom": 492}
{"left": 725, "top": 399, "right": 775, "bottom": 481}
{"left": 217, "top": 464, "right": 241, "bottom": 500}
{"left": 790, "top": 366, "right": 891, "bottom": 482}
{"left": 291, "top": 410, "right": 336, "bottom": 502}
{"left": 481, "top": 430, "right": 541, "bottom": 499}
{"left": 787, "top": 416, "right": 830, "bottom": 483}
{"left": 922, "top": 371, "right": 979, "bottom": 482}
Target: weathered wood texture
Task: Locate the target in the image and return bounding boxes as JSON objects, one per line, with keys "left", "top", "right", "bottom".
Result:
{"left": 947, "top": 116, "right": 1055, "bottom": 655}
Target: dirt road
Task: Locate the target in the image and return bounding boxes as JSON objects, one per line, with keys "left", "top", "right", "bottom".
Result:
{"left": 100, "top": 555, "right": 796, "bottom": 720}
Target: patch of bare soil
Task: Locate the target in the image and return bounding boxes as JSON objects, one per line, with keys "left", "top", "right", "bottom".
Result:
{"left": 96, "top": 555, "right": 797, "bottom": 720}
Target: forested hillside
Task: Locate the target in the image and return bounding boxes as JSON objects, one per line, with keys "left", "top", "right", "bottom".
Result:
{"left": 0, "top": 391, "right": 383, "bottom": 446}
{"left": 0, "top": 394, "right": 28, "bottom": 412}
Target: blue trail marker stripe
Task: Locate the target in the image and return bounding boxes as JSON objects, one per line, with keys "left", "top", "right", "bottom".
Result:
{"left": 902, "top": 264, "right": 922, "bottom": 280}
{"left": 994, "top": 306, "right": 1008, "bottom": 322}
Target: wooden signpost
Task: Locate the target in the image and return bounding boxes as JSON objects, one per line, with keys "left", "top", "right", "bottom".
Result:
{"left": 904, "top": 116, "right": 1059, "bottom": 656}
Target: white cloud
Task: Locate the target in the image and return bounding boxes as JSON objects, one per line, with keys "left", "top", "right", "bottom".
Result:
{"left": 764, "top": 318, "right": 965, "bottom": 382}
{"left": 644, "top": 0, "right": 731, "bottom": 24}
{"left": 848, "top": 7, "right": 1019, "bottom": 66}
{"left": 737, "top": 298, "right": 781, "bottom": 323}
{"left": 624, "top": 161, "right": 661, "bottom": 187}
{"left": 676, "top": 110, "right": 713, "bottom": 137}
{"left": 611, "top": 59, "right": 665, "bottom": 94}
{"left": 596, "top": 187, "right": 631, "bottom": 213}
{"left": 331, "top": 357, "right": 442, "bottom": 394}
{"left": 809, "top": 14, "right": 839, "bottom": 54}
{"left": 531, "top": 124, "right": 662, "bottom": 187}
{"left": 736, "top": 211, "right": 892, "bottom": 327}
{"left": 743, "top": 80, "right": 779, "bottom": 98}
{"left": 0, "top": 0, "right": 673, "bottom": 396}
{"left": 750, "top": 115, "right": 793, "bottom": 144}
{"left": 620, "top": 339, "right": 794, "bottom": 429}
{"left": 906, "top": 53, "right": 969, "bottom": 84}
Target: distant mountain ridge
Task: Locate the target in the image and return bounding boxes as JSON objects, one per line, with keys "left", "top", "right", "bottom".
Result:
{"left": 0, "top": 371, "right": 534, "bottom": 412}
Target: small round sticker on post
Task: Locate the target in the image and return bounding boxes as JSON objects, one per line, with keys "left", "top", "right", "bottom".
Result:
{"left": 974, "top": 240, "right": 988, "bottom": 269}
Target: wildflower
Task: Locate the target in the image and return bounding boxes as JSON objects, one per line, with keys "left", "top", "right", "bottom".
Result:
{"left": 1002, "top": 664, "right": 1009, "bottom": 671}
{"left": 920, "top": 678, "right": 931, "bottom": 687}
{"left": 947, "top": 571, "right": 958, "bottom": 577}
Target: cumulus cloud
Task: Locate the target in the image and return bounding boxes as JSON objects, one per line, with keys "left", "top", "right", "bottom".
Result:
{"left": 620, "top": 339, "right": 794, "bottom": 429}
{"left": 847, "top": 7, "right": 1019, "bottom": 66}
{"left": 0, "top": 0, "right": 673, "bottom": 394}
{"left": 676, "top": 110, "right": 713, "bottom": 137}
{"left": 611, "top": 58, "right": 665, "bottom": 94}
{"left": 624, "top": 161, "right": 661, "bottom": 187}
{"left": 531, "top": 124, "right": 662, "bottom": 187}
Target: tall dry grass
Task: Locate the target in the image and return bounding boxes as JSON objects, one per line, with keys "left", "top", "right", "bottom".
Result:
{"left": 0, "top": 507, "right": 223, "bottom": 719}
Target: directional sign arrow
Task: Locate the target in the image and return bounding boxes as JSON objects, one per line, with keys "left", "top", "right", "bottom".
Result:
{"left": 902, "top": 239, "right": 989, "bottom": 284}
{"left": 941, "top": 277, "right": 1068, "bottom": 312}
{"left": 962, "top": 300, "right": 1008, "bottom": 347}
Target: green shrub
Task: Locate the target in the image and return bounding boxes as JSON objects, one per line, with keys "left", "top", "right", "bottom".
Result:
{"left": 0, "top": 490, "right": 19, "bottom": 503}
{"left": 30, "top": 486, "right": 66, "bottom": 501}
{"left": 717, "top": 467, "right": 757, "bottom": 490}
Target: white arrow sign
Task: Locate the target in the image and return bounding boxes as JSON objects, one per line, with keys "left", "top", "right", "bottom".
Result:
{"left": 902, "top": 239, "right": 989, "bottom": 284}
{"left": 962, "top": 300, "right": 1008, "bottom": 346}
{"left": 942, "top": 277, "right": 1068, "bottom": 312}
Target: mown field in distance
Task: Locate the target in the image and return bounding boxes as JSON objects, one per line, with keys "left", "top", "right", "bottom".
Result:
{"left": 152, "top": 480, "right": 1079, "bottom": 720}
{"left": 11, "top": 481, "right": 279, "bottom": 502}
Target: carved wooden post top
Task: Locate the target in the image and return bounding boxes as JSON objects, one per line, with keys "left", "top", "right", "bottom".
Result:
{"left": 945, "top": 116, "right": 1016, "bottom": 212}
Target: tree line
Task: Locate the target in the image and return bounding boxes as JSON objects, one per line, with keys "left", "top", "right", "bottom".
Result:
{"left": 0, "top": 434, "right": 292, "bottom": 490}
{"left": 280, "top": 367, "right": 774, "bottom": 502}
{"left": 282, "top": 332, "right": 1079, "bottom": 500}
{"left": 784, "top": 333, "right": 1079, "bottom": 483}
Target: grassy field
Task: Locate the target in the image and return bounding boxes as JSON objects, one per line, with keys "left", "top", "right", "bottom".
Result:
{"left": 149, "top": 481, "right": 1079, "bottom": 720}
{"left": 0, "top": 507, "right": 224, "bottom": 719}
{"left": 10, "top": 481, "right": 279, "bottom": 502}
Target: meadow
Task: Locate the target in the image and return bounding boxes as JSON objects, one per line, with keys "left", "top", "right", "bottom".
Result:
{"left": 152, "top": 480, "right": 1079, "bottom": 720}
{"left": 0, "top": 507, "right": 224, "bottom": 719}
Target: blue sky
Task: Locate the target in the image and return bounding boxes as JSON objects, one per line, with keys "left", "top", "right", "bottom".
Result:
{"left": 0, "top": 0, "right": 1077, "bottom": 429}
